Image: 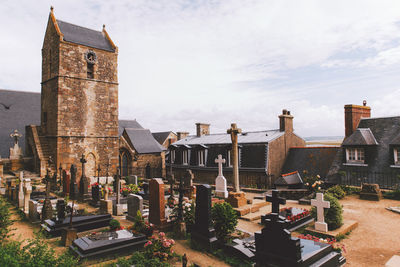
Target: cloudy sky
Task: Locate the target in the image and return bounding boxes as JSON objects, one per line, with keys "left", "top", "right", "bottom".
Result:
{"left": 1, "top": 0, "right": 400, "bottom": 137}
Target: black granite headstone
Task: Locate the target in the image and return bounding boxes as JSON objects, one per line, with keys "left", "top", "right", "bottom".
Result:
{"left": 191, "top": 184, "right": 217, "bottom": 249}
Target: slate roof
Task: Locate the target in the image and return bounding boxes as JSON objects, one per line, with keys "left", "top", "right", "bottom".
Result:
{"left": 152, "top": 131, "right": 173, "bottom": 145}
{"left": 172, "top": 130, "right": 284, "bottom": 146}
{"left": 124, "top": 128, "right": 164, "bottom": 154}
{"left": 57, "top": 20, "right": 115, "bottom": 52}
{"left": 0, "top": 89, "right": 41, "bottom": 158}
{"left": 274, "top": 171, "right": 303, "bottom": 185}
{"left": 118, "top": 120, "right": 143, "bottom": 135}
{"left": 342, "top": 128, "right": 378, "bottom": 146}
{"left": 282, "top": 146, "right": 339, "bottom": 178}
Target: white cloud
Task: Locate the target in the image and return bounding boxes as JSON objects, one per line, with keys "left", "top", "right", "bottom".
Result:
{"left": 1, "top": 0, "right": 400, "bottom": 137}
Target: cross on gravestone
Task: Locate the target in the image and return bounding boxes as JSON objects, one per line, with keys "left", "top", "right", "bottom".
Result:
{"left": 227, "top": 123, "right": 242, "bottom": 192}
{"left": 266, "top": 190, "right": 286, "bottom": 214}
{"left": 10, "top": 129, "right": 22, "bottom": 145}
{"left": 215, "top": 154, "right": 225, "bottom": 177}
{"left": 311, "top": 193, "right": 330, "bottom": 232}
{"left": 79, "top": 154, "right": 90, "bottom": 199}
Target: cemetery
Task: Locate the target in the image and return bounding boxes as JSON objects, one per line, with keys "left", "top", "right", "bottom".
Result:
{"left": 0, "top": 122, "right": 399, "bottom": 267}
{"left": 1, "top": 6, "right": 400, "bottom": 266}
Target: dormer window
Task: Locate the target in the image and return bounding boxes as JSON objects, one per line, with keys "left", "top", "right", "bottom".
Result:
{"left": 182, "top": 150, "right": 188, "bottom": 165}
{"left": 346, "top": 148, "right": 365, "bottom": 163}
{"left": 198, "top": 150, "right": 205, "bottom": 166}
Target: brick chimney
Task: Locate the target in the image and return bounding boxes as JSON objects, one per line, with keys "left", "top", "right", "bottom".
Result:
{"left": 177, "top": 132, "right": 189, "bottom": 140}
{"left": 344, "top": 100, "right": 371, "bottom": 138}
{"left": 196, "top": 123, "right": 210, "bottom": 137}
{"left": 279, "top": 109, "right": 293, "bottom": 132}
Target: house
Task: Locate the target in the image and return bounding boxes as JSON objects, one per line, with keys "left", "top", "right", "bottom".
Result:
{"left": 168, "top": 110, "right": 306, "bottom": 187}
{"left": 152, "top": 131, "right": 177, "bottom": 149}
{"left": 327, "top": 102, "right": 400, "bottom": 187}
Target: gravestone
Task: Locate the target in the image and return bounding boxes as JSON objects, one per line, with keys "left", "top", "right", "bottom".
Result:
{"left": 183, "top": 170, "right": 195, "bottom": 198}
{"left": 191, "top": 184, "right": 217, "bottom": 249}
{"left": 267, "top": 190, "right": 286, "bottom": 214}
{"left": 126, "top": 194, "right": 143, "bottom": 221}
{"left": 311, "top": 193, "right": 330, "bottom": 232}
{"left": 149, "top": 178, "right": 166, "bottom": 227}
{"left": 255, "top": 213, "right": 345, "bottom": 266}
{"left": 23, "top": 178, "right": 32, "bottom": 213}
{"left": 9, "top": 129, "right": 23, "bottom": 159}
{"left": 29, "top": 200, "right": 40, "bottom": 223}
{"left": 62, "top": 170, "right": 70, "bottom": 195}
{"left": 56, "top": 199, "right": 66, "bottom": 221}
{"left": 360, "top": 183, "right": 382, "bottom": 201}
{"left": 42, "top": 171, "right": 54, "bottom": 222}
{"left": 79, "top": 154, "right": 90, "bottom": 201}
{"left": 69, "top": 165, "right": 79, "bottom": 200}
{"left": 113, "top": 174, "right": 124, "bottom": 216}
{"left": 18, "top": 172, "right": 24, "bottom": 208}
{"left": 215, "top": 154, "right": 228, "bottom": 198}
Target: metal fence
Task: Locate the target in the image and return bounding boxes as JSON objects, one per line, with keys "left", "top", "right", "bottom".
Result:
{"left": 339, "top": 171, "right": 400, "bottom": 189}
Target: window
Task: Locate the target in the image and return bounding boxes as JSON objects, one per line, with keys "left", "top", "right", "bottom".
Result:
{"left": 394, "top": 148, "right": 400, "bottom": 165}
{"left": 198, "top": 150, "right": 205, "bottom": 166}
{"left": 182, "top": 150, "right": 188, "bottom": 165}
{"left": 170, "top": 150, "right": 175, "bottom": 164}
{"left": 87, "top": 63, "right": 94, "bottom": 79}
{"left": 346, "top": 148, "right": 365, "bottom": 163}
{"left": 227, "top": 149, "right": 233, "bottom": 167}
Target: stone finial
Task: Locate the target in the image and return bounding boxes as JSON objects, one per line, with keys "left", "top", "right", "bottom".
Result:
{"left": 50, "top": 6, "right": 54, "bottom": 12}
{"left": 103, "top": 24, "right": 106, "bottom": 30}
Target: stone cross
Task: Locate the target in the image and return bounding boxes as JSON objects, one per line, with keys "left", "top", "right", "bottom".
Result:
{"left": 311, "top": 193, "right": 330, "bottom": 232}
{"left": 266, "top": 190, "right": 286, "bottom": 214}
{"left": 227, "top": 123, "right": 242, "bottom": 192}
{"left": 10, "top": 129, "right": 22, "bottom": 145}
{"left": 80, "top": 154, "right": 87, "bottom": 179}
{"left": 215, "top": 154, "right": 225, "bottom": 177}
{"left": 79, "top": 154, "right": 89, "bottom": 198}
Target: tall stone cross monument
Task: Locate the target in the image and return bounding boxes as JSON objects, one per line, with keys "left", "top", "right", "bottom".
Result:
{"left": 215, "top": 154, "right": 228, "bottom": 198}
{"left": 311, "top": 193, "right": 330, "bottom": 232}
{"left": 227, "top": 123, "right": 241, "bottom": 192}
{"left": 226, "top": 123, "right": 247, "bottom": 208}
{"left": 79, "top": 154, "right": 90, "bottom": 201}
{"left": 9, "top": 129, "right": 23, "bottom": 160}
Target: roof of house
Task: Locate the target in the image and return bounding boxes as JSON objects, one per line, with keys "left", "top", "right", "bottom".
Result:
{"left": 282, "top": 146, "right": 340, "bottom": 178}
{"left": 328, "top": 116, "right": 400, "bottom": 180}
{"left": 124, "top": 128, "right": 164, "bottom": 154}
{"left": 342, "top": 128, "right": 378, "bottom": 146}
{"left": 274, "top": 171, "right": 303, "bottom": 185}
{"left": 152, "top": 131, "right": 174, "bottom": 145}
{"left": 172, "top": 130, "right": 285, "bottom": 146}
{"left": 57, "top": 20, "right": 115, "bottom": 52}
{"left": 118, "top": 120, "right": 143, "bottom": 135}
{"left": 0, "top": 89, "right": 41, "bottom": 157}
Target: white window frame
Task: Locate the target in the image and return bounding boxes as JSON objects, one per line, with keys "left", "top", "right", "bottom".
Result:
{"left": 394, "top": 148, "right": 400, "bottom": 165}
{"left": 227, "top": 149, "right": 233, "bottom": 167}
{"left": 182, "top": 150, "right": 188, "bottom": 165}
{"left": 346, "top": 148, "right": 365, "bottom": 163}
{"left": 198, "top": 150, "right": 205, "bottom": 166}
{"left": 170, "top": 150, "right": 175, "bottom": 164}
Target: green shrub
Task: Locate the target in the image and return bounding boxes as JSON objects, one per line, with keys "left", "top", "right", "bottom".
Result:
{"left": 326, "top": 185, "right": 346, "bottom": 199}
{"left": 211, "top": 202, "right": 238, "bottom": 242}
{"left": 339, "top": 185, "right": 360, "bottom": 195}
{"left": 109, "top": 219, "right": 121, "bottom": 231}
{"left": 0, "top": 196, "right": 14, "bottom": 243}
{"left": 311, "top": 193, "right": 343, "bottom": 230}
{"left": 183, "top": 200, "right": 195, "bottom": 232}
{"left": 0, "top": 234, "right": 80, "bottom": 267}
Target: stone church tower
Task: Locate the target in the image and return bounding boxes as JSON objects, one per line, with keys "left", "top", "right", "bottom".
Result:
{"left": 28, "top": 8, "right": 119, "bottom": 178}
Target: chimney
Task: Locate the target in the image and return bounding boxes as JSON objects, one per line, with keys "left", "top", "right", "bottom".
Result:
{"left": 177, "top": 132, "right": 189, "bottom": 140}
{"left": 196, "top": 123, "right": 210, "bottom": 137}
{"left": 344, "top": 100, "right": 371, "bottom": 138}
{"left": 279, "top": 109, "right": 293, "bottom": 132}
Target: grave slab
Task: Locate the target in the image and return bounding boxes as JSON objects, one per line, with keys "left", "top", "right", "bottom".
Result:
{"left": 41, "top": 214, "right": 112, "bottom": 237}
{"left": 306, "top": 220, "right": 358, "bottom": 239}
{"left": 70, "top": 230, "right": 146, "bottom": 259}
{"left": 386, "top": 207, "right": 400, "bottom": 214}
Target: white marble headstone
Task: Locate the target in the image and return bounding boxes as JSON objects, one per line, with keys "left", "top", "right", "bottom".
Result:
{"left": 311, "top": 192, "right": 330, "bottom": 232}
{"left": 215, "top": 154, "right": 228, "bottom": 198}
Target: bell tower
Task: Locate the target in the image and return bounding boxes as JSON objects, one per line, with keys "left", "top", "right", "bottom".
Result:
{"left": 39, "top": 7, "right": 119, "bottom": 178}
